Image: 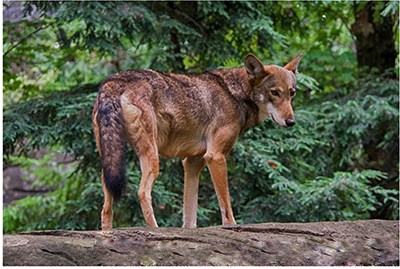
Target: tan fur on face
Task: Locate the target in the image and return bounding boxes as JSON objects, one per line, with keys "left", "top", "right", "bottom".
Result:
{"left": 250, "top": 64, "right": 298, "bottom": 127}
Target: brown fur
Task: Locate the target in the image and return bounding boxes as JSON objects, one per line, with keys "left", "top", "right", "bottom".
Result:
{"left": 92, "top": 53, "right": 302, "bottom": 229}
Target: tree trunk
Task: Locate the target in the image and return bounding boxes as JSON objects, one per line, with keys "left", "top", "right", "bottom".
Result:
{"left": 351, "top": 2, "right": 397, "bottom": 74}
{"left": 3, "top": 220, "right": 399, "bottom": 266}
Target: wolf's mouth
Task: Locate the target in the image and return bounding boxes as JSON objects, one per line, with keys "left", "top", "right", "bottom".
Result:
{"left": 270, "top": 114, "right": 287, "bottom": 128}
{"left": 270, "top": 114, "right": 278, "bottom": 124}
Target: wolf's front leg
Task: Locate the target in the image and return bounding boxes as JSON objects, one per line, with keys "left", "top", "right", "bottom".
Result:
{"left": 182, "top": 155, "right": 206, "bottom": 228}
{"left": 204, "top": 151, "right": 236, "bottom": 226}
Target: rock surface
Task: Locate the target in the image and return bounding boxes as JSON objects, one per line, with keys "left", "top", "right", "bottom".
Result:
{"left": 3, "top": 220, "right": 399, "bottom": 266}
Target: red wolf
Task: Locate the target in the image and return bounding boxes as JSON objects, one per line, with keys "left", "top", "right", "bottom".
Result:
{"left": 92, "top": 53, "right": 302, "bottom": 229}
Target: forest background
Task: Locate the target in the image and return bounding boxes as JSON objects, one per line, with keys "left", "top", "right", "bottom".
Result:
{"left": 3, "top": 1, "right": 399, "bottom": 234}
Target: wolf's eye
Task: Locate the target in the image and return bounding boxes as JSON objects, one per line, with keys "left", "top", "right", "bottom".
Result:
{"left": 271, "top": 90, "right": 279, "bottom": 96}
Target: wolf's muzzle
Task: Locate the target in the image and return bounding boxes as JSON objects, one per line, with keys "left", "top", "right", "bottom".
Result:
{"left": 285, "top": 118, "right": 296, "bottom": 127}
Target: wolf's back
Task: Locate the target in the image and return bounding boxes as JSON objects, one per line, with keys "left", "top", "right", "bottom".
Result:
{"left": 96, "top": 89, "right": 126, "bottom": 202}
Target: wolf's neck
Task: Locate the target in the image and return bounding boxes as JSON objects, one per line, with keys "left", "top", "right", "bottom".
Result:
{"left": 213, "top": 67, "right": 260, "bottom": 134}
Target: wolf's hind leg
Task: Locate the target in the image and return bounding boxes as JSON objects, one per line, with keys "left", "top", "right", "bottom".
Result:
{"left": 182, "top": 155, "right": 206, "bottom": 228}
{"left": 93, "top": 105, "right": 114, "bottom": 230}
{"left": 121, "top": 94, "right": 159, "bottom": 227}
{"left": 137, "top": 152, "right": 159, "bottom": 227}
{"left": 101, "top": 173, "right": 114, "bottom": 230}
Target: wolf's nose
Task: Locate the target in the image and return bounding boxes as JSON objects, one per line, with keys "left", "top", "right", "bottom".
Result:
{"left": 285, "top": 118, "right": 296, "bottom": 127}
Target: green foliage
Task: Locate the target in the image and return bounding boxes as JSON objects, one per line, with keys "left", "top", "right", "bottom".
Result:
{"left": 3, "top": 153, "right": 84, "bottom": 233}
{"left": 321, "top": 70, "right": 399, "bottom": 173}
{"left": 19, "top": 1, "right": 286, "bottom": 74}
{"left": 3, "top": 1, "right": 399, "bottom": 234}
{"left": 246, "top": 170, "right": 392, "bottom": 222}
{"left": 3, "top": 84, "right": 99, "bottom": 159}
{"left": 273, "top": 1, "right": 358, "bottom": 100}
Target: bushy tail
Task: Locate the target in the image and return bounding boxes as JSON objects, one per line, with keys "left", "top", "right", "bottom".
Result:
{"left": 97, "top": 95, "right": 126, "bottom": 202}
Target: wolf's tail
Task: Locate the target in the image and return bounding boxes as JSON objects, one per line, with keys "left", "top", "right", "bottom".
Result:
{"left": 96, "top": 92, "right": 126, "bottom": 202}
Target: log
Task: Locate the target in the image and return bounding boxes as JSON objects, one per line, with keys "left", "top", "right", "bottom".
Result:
{"left": 3, "top": 220, "right": 399, "bottom": 266}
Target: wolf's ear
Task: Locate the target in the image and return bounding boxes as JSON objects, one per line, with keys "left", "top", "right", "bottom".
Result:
{"left": 284, "top": 53, "right": 303, "bottom": 74}
{"left": 245, "top": 54, "right": 266, "bottom": 80}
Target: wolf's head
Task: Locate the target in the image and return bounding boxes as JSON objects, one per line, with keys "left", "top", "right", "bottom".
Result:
{"left": 245, "top": 53, "right": 302, "bottom": 128}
